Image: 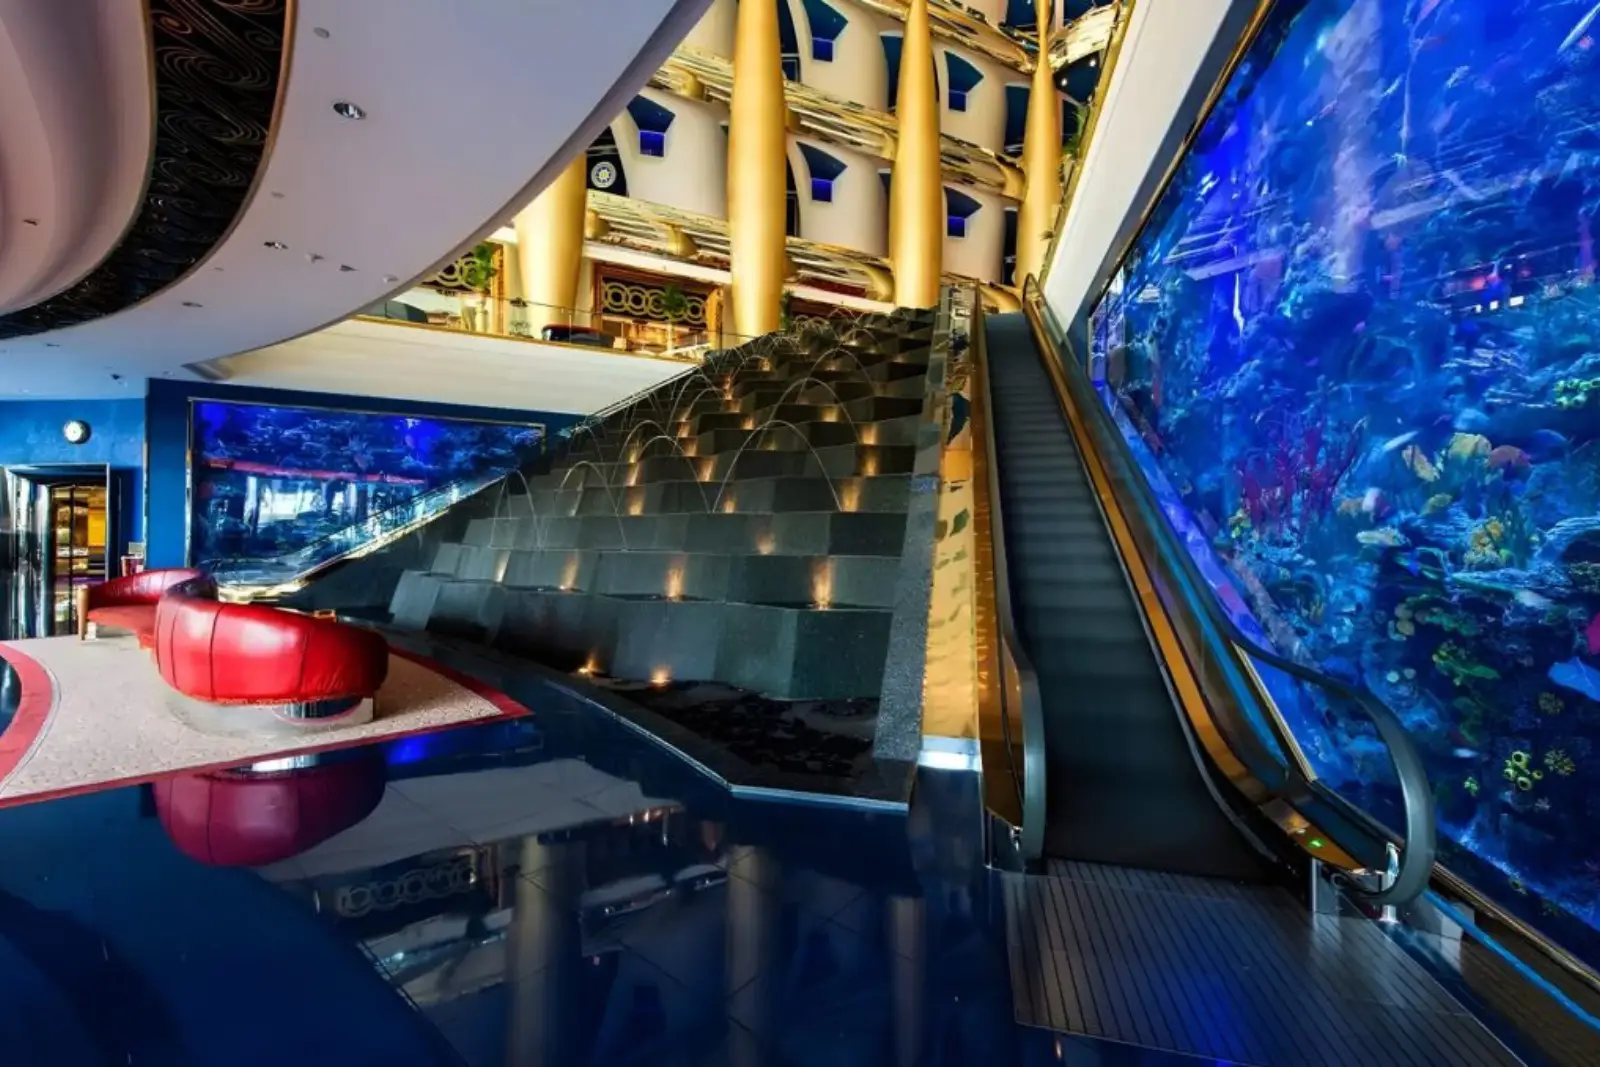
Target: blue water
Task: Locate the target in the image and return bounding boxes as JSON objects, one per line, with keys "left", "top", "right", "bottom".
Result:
{"left": 190, "top": 401, "right": 541, "bottom": 565}
{"left": 1090, "top": 0, "right": 1600, "bottom": 967}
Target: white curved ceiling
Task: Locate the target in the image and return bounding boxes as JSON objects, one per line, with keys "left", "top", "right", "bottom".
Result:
{"left": 0, "top": 0, "right": 154, "bottom": 315}
{"left": 0, "top": 0, "right": 711, "bottom": 399}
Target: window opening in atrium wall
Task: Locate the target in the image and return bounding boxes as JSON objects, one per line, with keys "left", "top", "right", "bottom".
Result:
{"left": 799, "top": 143, "right": 846, "bottom": 204}
{"left": 626, "top": 97, "right": 676, "bottom": 159}
{"left": 785, "top": 161, "right": 801, "bottom": 237}
{"left": 881, "top": 34, "right": 939, "bottom": 112}
{"left": 946, "top": 187, "right": 981, "bottom": 239}
{"left": 1003, "top": 84, "right": 1029, "bottom": 156}
{"left": 945, "top": 52, "right": 982, "bottom": 113}
{"left": 778, "top": 0, "right": 801, "bottom": 79}
{"left": 802, "top": 0, "right": 847, "bottom": 63}
{"left": 1002, "top": 206, "right": 1019, "bottom": 286}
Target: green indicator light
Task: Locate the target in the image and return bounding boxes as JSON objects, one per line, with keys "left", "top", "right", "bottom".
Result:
{"left": 1308, "top": 838, "right": 1326, "bottom": 850}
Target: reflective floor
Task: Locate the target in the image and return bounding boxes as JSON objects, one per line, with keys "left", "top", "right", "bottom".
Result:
{"left": 0, "top": 638, "right": 1234, "bottom": 1067}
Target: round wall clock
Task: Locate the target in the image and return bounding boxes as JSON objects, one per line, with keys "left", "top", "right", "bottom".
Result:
{"left": 63, "top": 420, "right": 91, "bottom": 445}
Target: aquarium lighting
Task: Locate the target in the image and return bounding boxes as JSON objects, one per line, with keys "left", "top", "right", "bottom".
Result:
{"left": 1508, "top": 295, "right": 1526, "bottom": 307}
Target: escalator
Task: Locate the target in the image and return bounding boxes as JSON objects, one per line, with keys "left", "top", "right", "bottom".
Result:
{"left": 983, "top": 310, "right": 1268, "bottom": 882}
{"left": 972, "top": 284, "right": 1600, "bottom": 1066}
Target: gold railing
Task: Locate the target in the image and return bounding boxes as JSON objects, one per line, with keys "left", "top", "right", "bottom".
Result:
{"left": 357, "top": 288, "right": 725, "bottom": 362}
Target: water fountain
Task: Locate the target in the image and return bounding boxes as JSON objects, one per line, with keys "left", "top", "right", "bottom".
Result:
{"left": 710, "top": 419, "right": 846, "bottom": 515}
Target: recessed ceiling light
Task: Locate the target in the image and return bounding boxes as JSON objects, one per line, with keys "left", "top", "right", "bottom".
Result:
{"left": 182, "top": 301, "right": 203, "bottom": 308}
{"left": 270, "top": 191, "right": 285, "bottom": 199}
{"left": 339, "top": 264, "right": 357, "bottom": 272}
{"left": 306, "top": 252, "right": 324, "bottom": 263}
{"left": 332, "top": 101, "right": 366, "bottom": 120}
{"left": 313, "top": 26, "right": 330, "bottom": 38}
{"left": 382, "top": 274, "right": 398, "bottom": 283}
{"left": 264, "top": 240, "right": 287, "bottom": 250}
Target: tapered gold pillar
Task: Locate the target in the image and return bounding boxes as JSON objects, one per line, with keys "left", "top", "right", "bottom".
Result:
{"left": 727, "top": 0, "right": 787, "bottom": 338}
{"left": 1015, "top": 0, "right": 1061, "bottom": 286}
{"left": 889, "top": 0, "right": 943, "bottom": 308}
{"left": 514, "top": 153, "right": 588, "bottom": 336}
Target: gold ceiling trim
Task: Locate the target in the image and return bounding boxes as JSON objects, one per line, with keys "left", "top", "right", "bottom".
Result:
{"left": 852, "top": 0, "right": 1030, "bottom": 71}
{"left": 652, "top": 48, "right": 1025, "bottom": 199}
{"left": 1049, "top": 4, "right": 1118, "bottom": 72}
{"left": 584, "top": 191, "right": 1003, "bottom": 304}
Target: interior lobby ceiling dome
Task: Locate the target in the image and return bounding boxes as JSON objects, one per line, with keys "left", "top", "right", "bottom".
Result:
{"left": 0, "top": 0, "right": 712, "bottom": 398}
{"left": 0, "top": 0, "right": 161, "bottom": 318}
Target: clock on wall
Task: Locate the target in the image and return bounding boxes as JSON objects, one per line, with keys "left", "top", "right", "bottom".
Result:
{"left": 63, "top": 420, "right": 91, "bottom": 445}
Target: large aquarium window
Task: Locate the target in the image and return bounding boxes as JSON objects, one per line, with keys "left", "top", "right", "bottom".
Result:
{"left": 189, "top": 400, "right": 541, "bottom": 566}
{"left": 1090, "top": 0, "right": 1600, "bottom": 963}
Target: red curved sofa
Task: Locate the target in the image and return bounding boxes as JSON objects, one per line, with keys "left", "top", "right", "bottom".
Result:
{"left": 79, "top": 567, "right": 206, "bottom": 643}
{"left": 154, "top": 751, "right": 386, "bottom": 866}
{"left": 153, "top": 577, "right": 389, "bottom": 714}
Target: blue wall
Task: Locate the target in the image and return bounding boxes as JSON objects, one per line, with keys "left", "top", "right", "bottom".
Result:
{"left": 0, "top": 398, "right": 146, "bottom": 552}
{"left": 145, "top": 379, "right": 577, "bottom": 568}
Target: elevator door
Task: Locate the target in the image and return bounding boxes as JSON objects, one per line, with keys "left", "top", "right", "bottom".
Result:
{"left": 47, "top": 482, "right": 108, "bottom": 636}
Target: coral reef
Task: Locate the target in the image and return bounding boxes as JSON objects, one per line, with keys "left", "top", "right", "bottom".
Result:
{"left": 1086, "top": 0, "right": 1600, "bottom": 966}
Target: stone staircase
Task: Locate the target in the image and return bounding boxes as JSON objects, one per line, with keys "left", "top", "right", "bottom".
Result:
{"left": 387, "top": 307, "right": 937, "bottom": 700}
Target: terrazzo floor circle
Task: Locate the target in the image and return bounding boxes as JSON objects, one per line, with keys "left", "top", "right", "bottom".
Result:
{"left": 0, "top": 635, "right": 523, "bottom": 805}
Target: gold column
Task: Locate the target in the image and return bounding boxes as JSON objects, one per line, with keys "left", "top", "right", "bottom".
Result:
{"left": 1015, "top": 0, "right": 1061, "bottom": 286}
{"left": 889, "top": 0, "right": 943, "bottom": 308}
{"left": 514, "top": 153, "right": 588, "bottom": 336}
{"left": 727, "top": 0, "right": 787, "bottom": 338}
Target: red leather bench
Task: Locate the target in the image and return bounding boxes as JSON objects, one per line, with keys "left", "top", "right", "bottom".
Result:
{"left": 154, "top": 577, "right": 389, "bottom": 720}
{"left": 154, "top": 750, "right": 386, "bottom": 866}
{"left": 79, "top": 567, "right": 207, "bottom": 644}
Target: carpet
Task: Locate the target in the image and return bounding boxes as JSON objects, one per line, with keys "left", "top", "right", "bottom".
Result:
{"left": 0, "top": 635, "right": 524, "bottom": 806}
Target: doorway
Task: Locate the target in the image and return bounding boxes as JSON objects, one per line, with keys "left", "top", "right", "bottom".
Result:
{"left": 1, "top": 465, "right": 115, "bottom": 640}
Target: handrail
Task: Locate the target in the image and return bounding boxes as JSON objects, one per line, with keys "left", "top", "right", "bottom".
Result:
{"left": 1019, "top": 276, "right": 1437, "bottom": 906}
{"left": 206, "top": 465, "right": 513, "bottom": 587}
{"left": 971, "top": 294, "right": 1047, "bottom": 860}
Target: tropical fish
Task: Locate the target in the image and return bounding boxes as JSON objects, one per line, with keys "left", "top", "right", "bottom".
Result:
{"left": 1454, "top": 408, "right": 1492, "bottom": 433}
{"left": 1423, "top": 493, "right": 1453, "bottom": 515}
{"left": 1380, "top": 430, "right": 1420, "bottom": 453}
{"left": 1401, "top": 445, "right": 1440, "bottom": 481}
{"left": 1451, "top": 748, "right": 1480, "bottom": 760}
{"left": 1548, "top": 658, "right": 1600, "bottom": 702}
{"left": 1487, "top": 444, "right": 1531, "bottom": 475}
{"left": 1362, "top": 487, "right": 1386, "bottom": 516}
{"left": 1524, "top": 429, "right": 1569, "bottom": 460}
{"left": 1447, "top": 433, "right": 1492, "bottom": 461}
{"left": 1514, "top": 589, "right": 1553, "bottom": 610}
{"left": 1561, "top": 0, "right": 1600, "bottom": 54}
{"left": 1357, "top": 527, "right": 1408, "bottom": 547}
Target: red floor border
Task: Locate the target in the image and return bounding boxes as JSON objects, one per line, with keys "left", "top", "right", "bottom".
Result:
{"left": 0, "top": 644, "right": 529, "bottom": 811}
{"left": 0, "top": 641, "right": 59, "bottom": 783}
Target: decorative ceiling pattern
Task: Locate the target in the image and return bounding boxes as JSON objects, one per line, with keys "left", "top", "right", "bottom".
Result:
{"left": 0, "top": 0, "right": 287, "bottom": 340}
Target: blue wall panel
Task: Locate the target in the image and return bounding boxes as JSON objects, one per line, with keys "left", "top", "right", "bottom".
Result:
{"left": 145, "top": 380, "right": 577, "bottom": 568}
{"left": 0, "top": 397, "right": 146, "bottom": 551}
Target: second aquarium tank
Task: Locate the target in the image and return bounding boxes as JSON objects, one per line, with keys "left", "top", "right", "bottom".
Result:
{"left": 1089, "top": 0, "right": 1600, "bottom": 966}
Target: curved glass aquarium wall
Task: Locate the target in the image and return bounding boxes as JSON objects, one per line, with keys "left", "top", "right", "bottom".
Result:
{"left": 1089, "top": 0, "right": 1600, "bottom": 965}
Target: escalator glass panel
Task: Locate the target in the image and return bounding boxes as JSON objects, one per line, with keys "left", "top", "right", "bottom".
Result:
{"left": 1086, "top": 0, "right": 1600, "bottom": 967}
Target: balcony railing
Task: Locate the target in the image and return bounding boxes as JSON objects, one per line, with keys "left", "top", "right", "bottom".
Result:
{"left": 358, "top": 289, "right": 722, "bottom": 362}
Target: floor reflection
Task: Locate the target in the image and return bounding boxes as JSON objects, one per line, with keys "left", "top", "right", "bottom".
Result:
{"left": 0, "top": 668, "right": 1223, "bottom": 1066}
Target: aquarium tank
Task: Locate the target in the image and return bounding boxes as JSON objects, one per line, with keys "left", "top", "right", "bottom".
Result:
{"left": 190, "top": 400, "right": 542, "bottom": 566}
{"left": 1089, "top": 0, "right": 1600, "bottom": 965}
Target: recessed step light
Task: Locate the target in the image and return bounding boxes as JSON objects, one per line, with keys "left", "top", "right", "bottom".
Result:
{"left": 332, "top": 100, "right": 366, "bottom": 120}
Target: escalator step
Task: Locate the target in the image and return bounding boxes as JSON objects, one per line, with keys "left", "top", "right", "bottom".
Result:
{"left": 984, "top": 311, "right": 1272, "bottom": 884}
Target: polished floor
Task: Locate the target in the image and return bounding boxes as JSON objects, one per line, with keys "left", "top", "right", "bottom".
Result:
{"left": 0, "top": 635, "right": 1553, "bottom": 1066}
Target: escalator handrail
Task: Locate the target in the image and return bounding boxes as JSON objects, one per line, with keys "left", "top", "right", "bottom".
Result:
{"left": 1021, "top": 276, "right": 1436, "bottom": 907}
{"left": 206, "top": 465, "right": 513, "bottom": 583}
{"left": 971, "top": 296, "right": 1048, "bottom": 860}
